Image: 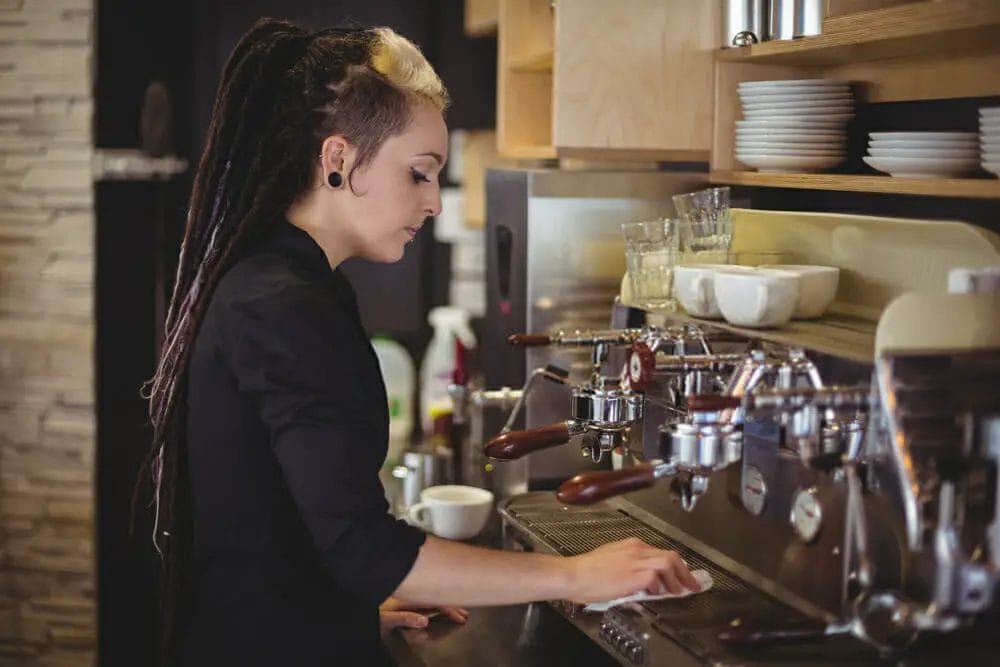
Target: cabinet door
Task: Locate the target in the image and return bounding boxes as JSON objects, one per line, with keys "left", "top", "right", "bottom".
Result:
{"left": 553, "top": 0, "right": 717, "bottom": 160}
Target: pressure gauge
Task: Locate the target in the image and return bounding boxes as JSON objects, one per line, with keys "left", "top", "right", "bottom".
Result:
{"left": 790, "top": 487, "right": 823, "bottom": 543}
{"left": 741, "top": 465, "right": 767, "bottom": 516}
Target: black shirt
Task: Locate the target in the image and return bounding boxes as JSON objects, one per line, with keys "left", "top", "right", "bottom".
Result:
{"left": 175, "top": 221, "right": 426, "bottom": 666}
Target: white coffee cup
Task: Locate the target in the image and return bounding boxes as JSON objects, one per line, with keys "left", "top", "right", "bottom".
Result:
{"left": 406, "top": 485, "right": 494, "bottom": 541}
{"left": 714, "top": 267, "right": 799, "bottom": 328}
{"left": 763, "top": 264, "right": 840, "bottom": 319}
{"left": 673, "top": 264, "right": 752, "bottom": 319}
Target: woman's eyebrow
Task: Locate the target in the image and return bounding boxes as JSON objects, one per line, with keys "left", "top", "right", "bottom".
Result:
{"left": 415, "top": 151, "right": 445, "bottom": 165}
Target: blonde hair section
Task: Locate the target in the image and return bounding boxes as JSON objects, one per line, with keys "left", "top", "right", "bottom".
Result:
{"left": 369, "top": 27, "right": 450, "bottom": 111}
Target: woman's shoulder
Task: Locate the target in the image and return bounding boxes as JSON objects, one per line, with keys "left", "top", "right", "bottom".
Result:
{"left": 209, "top": 251, "right": 345, "bottom": 333}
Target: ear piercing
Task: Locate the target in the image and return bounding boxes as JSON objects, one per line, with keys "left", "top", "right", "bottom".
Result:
{"left": 327, "top": 171, "right": 343, "bottom": 188}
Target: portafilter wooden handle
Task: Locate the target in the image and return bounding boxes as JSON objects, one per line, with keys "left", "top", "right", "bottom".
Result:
{"left": 484, "top": 422, "right": 572, "bottom": 460}
{"left": 687, "top": 394, "right": 742, "bottom": 412}
{"left": 556, "top": 465, "right": 657, "bottom": 505}
{"left": 507, "top": 333, "right": 551, "bottom": 347}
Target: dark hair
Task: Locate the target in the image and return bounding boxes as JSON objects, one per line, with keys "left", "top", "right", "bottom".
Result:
{"left": 134, "top": 17, "right": 447, "bottom": 656}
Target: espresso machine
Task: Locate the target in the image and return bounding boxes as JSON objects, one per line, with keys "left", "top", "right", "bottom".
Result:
{"left": 477, "top": 272, "right": 1000, "bottom": 665}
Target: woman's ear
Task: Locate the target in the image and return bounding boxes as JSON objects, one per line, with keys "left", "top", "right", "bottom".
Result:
{"left": 319, "top": 135, "right": 356, "bottom": 174}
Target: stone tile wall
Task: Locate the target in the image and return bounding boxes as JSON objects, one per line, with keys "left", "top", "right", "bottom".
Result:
{"left": 0, "top": 0, "right": 96, "bottom": 665}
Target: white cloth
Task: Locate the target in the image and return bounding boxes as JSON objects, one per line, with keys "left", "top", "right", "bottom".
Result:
{"left": 583, "top": 569, "right": 714, "bottom": 613}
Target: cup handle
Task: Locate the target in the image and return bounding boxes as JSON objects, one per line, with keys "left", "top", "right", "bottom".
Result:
{"left": 407, "top": 502, "right": 432, "bottom": 531}
{"left": 693, "top": 275, "right": 710, "bottom": 312}
{"left": 753, "top": 284, "right": 770, "bottom": 323}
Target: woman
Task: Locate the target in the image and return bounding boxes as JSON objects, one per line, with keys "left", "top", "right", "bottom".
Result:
{"left": 138, "top": 18, "right": 699, "bottom": 666}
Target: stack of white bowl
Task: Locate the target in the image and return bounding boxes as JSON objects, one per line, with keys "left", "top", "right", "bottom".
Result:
{"left": 863, "top": 132, "right": 979, "bottom": 178}
{"left": 981, "top": 107, "right": 1000, "bottom": 177}
{"left": 736, "top": 79, "right": 854, "bottom": 173}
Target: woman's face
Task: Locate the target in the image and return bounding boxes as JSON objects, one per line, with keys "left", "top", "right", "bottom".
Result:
{"left": 339, "top": 101, "right": 448, "bottom": 263}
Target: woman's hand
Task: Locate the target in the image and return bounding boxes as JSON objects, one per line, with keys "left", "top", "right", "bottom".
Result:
{"left": 563, "top": 538, "right": 701, "bottom": 604}
{"left": 379, "top": 597, "right": 469, "bottom": 637}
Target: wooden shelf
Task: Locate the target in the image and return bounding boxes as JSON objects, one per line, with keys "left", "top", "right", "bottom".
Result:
{"left": 509, "top": 49, "right": 553, "bottom": 72}
{"left": 667, "top": 312, "right": 877, "bottom": 364}
{"left": 710, "top": 170, "right": 1000, "bottom": 199}
{"left": 716, "top": 0, "right": 1000, "bottom": 66}
{"left": 499, "top": 144, "right": 558, "bottom": 160}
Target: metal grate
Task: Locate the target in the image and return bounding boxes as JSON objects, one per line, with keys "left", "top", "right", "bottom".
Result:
{"left": 507, "top": 503, "right": 748, "bottom": 594}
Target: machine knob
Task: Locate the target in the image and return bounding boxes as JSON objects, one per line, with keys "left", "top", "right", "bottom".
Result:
{"left": 626, "top": 342, "right": 656, "bottom": 390}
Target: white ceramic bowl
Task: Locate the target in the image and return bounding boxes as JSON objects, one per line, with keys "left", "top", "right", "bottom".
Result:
{"left": 869, "top": 132, "right": 977, "bottom": 142}
{"left": 713, "top": 268, "right": 800, "bottom": 328}
{"left": 761, "top": 265, "right": 840, "bottom": 319}
{"left": 737, "top": 154, "right": 846, "bottom": 172}
{"left": 672, "top": 264, "right": 744, "bottom": 319}
{"left": 863, "top": 155, "right": 979, "bottom": 178}
{"left": 868, "top": 146, "right": 979, "bottom": 159}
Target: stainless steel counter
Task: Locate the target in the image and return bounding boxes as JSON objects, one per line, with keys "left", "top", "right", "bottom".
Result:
{"left": 384, "top": 601, "right": 617, "bottom": 667}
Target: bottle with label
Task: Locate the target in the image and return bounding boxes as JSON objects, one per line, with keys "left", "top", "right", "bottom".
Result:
{"left": 371, "top": 335, "right": 415, "bottom": 465}
{"left": 420, "top": 306, "right": 476, "bottom": 437}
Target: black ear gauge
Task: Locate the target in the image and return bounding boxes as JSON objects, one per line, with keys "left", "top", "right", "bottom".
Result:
{"left": 327, "top": 171, "right": 343, "bottom": 188}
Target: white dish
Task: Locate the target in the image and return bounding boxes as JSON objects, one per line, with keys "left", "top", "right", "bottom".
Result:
{"left": 736, "top": 128, "right": 846, "bottom": 138}
{"left": 738, "top": 92, "right": 854, "bottom": 104}
{"left": 737, "top": 148, "right": 845, "bottom": 157}
{"left": 737, "top": 141, "right": 847, "bottom": 151}
{"left": 979, "top": 107, "right": 1000, "bottom": 116}
{"left": 863, "top": 155, "right": 979, "bottom": 178}
{"left": 868, "top": 146, "right": 979, "bottom": 159}
{"left": 739, "top": 79, "right": 848, "bottom": 90}
{"left": 743, "top": 110, "right": 855, "bottom": 121}
{"left": 870, "top": 138, "right": 979, "bottom": 149}
{"left": 762, "top": 265, "right": 840, "bottom": 319}
{"left": 869, "top": 132, "right": 977, "bottom": 141}
{"left": 737, "top": 153, "right": 846, "bottom": 172}
{"left": 982, "top": 161, "right": 1000, "bottom": 177}
{"left": 737, "top": 118, "right": 851, "bottom": 128}
{"left": 742, "top": 98, "right": 854, "bottom": 110}
{"left": 713, "top": 268, "right": 800, "bottom": 328}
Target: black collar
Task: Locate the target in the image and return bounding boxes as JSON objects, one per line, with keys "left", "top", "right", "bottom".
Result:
{"left": 264, "top": 220, "right": 332, "bottom": 272}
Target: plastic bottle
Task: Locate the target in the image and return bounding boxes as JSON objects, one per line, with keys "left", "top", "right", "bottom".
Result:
{"left": 420, "top": 306, "right": 476, "bottom": 436}
{"left": 371, "top": 335, "right": 415, "bottom": 465}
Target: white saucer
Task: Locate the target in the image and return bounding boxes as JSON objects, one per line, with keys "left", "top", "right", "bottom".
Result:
{"left": 982, "top": 161, "right": 1000, "bottom": 177}
{"left": 863, "top": 155, "right": 979, "bottom": 178}
{"left": 738, "top": 153, "right": 846, "bottom": 172}
{"left": 868, "top": 146, "right": 979, "bottom": 159}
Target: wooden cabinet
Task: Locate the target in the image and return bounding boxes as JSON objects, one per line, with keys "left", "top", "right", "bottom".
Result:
{"left": 496, "top": 0, "right": 718, "bottom": 161}
{"left": 710, "top": 0, "right": 1000, "bottom": 199}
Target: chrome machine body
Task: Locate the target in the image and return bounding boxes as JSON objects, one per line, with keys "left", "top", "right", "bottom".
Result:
{"left": 487, "top": 316, "right": 1000, "bottom": 665}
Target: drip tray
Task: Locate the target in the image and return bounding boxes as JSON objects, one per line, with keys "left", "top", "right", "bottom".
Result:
{"left": 499, "top": 492, "right": 884, "bottom": 666}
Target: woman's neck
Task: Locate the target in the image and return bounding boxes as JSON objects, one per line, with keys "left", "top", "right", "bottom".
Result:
{"left": 285, "top": 192, "right": 353, "bottom": 270}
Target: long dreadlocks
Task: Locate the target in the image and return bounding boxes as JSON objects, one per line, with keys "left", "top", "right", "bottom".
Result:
{"left": 133, "top": 17, "right": 448, "bottom": 657}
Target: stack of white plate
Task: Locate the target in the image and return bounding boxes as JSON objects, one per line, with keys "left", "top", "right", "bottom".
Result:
{"left": 736, "top": 79, "right": 853, "bottom": 173}
{"left": 863, "top": 132, "right": 979, "bottom": 178}
{"left": 981, "top": 107, "right": 1000, "bottom": 177}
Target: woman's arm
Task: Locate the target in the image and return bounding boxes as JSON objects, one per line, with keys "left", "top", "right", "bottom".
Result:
{"left": 393, "top": 535, "right": 700, "bottom": 607}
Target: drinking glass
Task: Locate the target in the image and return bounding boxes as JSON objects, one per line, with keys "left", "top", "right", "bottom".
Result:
{"left": 621, "top": 218, "right": 679, "bottom": 312}
{"left": 673, "top": 187, "right": 733, "bottom": 263}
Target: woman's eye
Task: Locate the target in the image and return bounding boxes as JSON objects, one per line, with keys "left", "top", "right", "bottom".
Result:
{"left": 410, "top": 168, "right": 431, "bottom": 184}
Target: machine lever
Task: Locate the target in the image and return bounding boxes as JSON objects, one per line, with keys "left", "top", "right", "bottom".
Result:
{"left": 556, "top": 465, "right": 658, "bottom": 505}
{"left": 484, "top": 421, "right": 580, "bottom": 460}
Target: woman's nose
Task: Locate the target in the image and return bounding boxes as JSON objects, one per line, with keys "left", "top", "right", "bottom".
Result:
{"left": 424, "top": 184, "right": 442, "bottom": 218}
